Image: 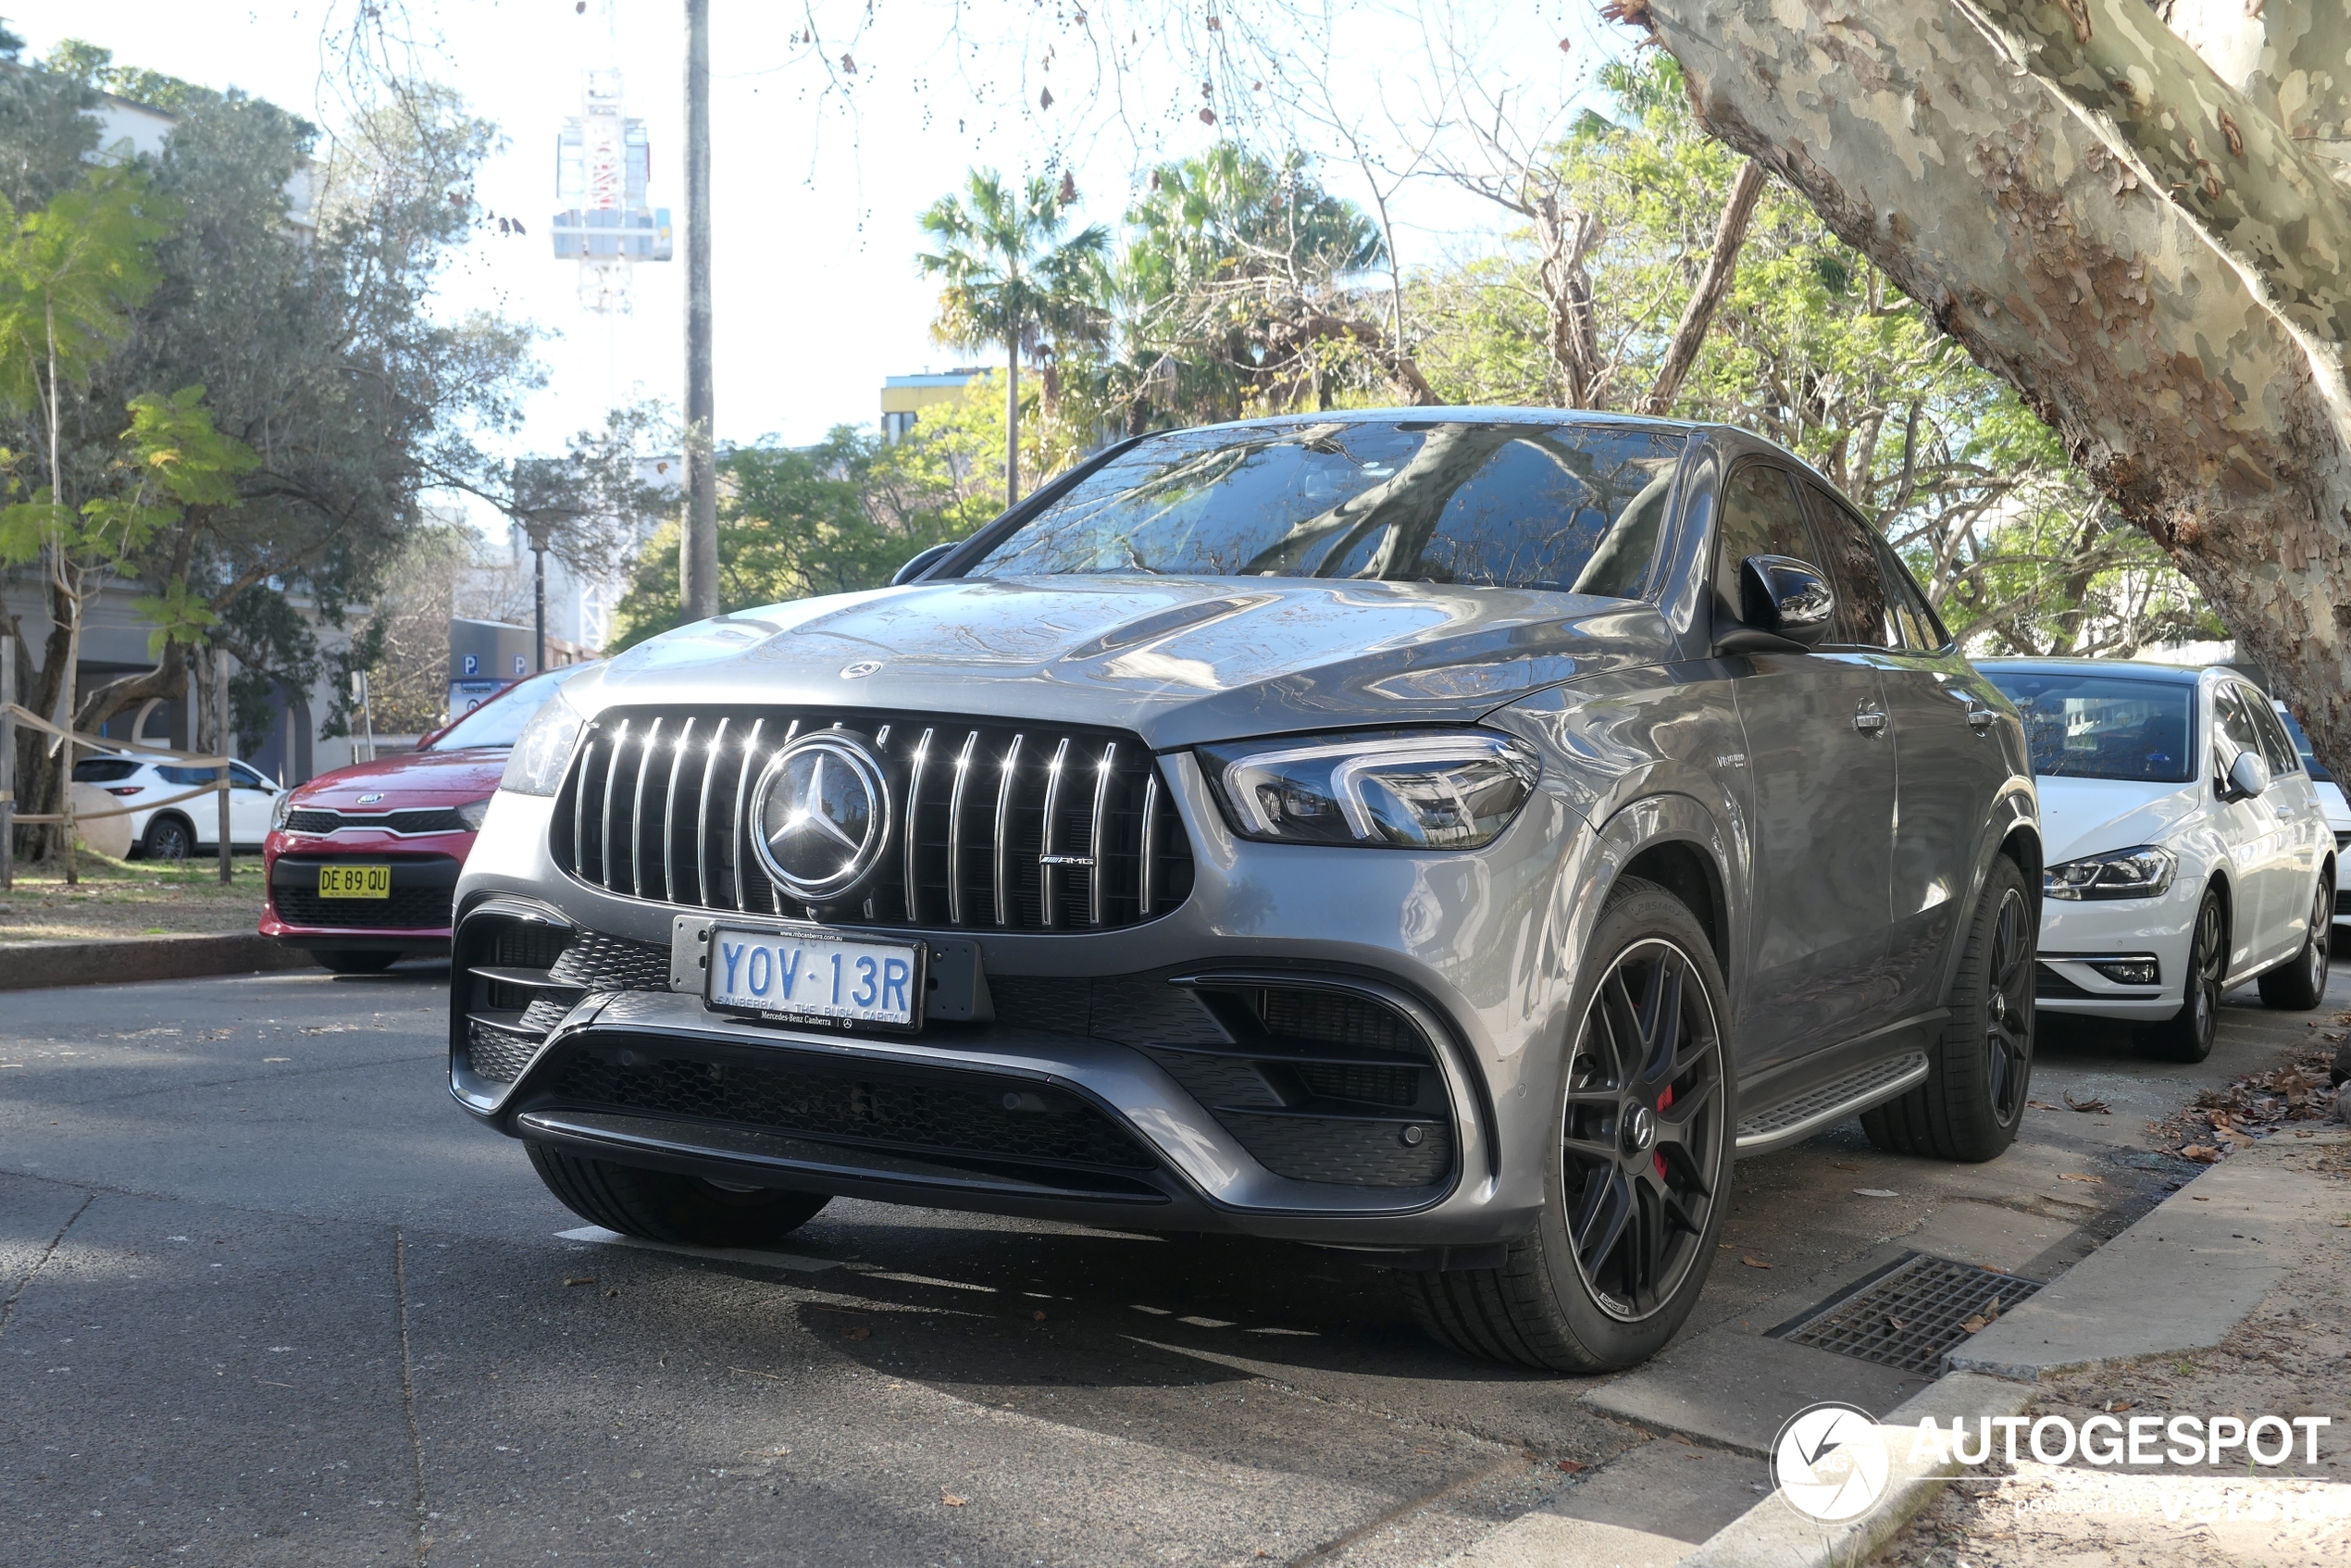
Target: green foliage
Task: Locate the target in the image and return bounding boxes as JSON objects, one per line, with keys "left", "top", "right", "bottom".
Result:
{"left": 607, "top": 426, "right": 987, "bottom": 652}
{"left": 1408, "top": 52, "right": 2208, "bottom": 657}
{"left": 0, "top": 163, "right": 173, "bottom": 412}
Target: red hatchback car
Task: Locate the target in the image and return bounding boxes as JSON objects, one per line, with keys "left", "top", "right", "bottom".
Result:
{"left": 262, "top": 666, "right": 596, "bottom": 972}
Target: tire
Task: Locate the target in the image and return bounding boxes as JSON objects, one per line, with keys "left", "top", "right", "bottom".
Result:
{"left": 527, "top": 1141, "right": 831, "bottom": 1248}
{"left": 2257, "top": 874, "right": 2333, "bottom": 1011}
{"left": 143, "top": 815, "right": 195, "bottom": 862}
{"left": 316, "top": 949, "right": 401, "bottom": 974}
{"left": 1397, "top": 877, "right": 1732, "bottom": 1373}
{"left": 2138, "top": 886, "right": 2225, "bottom": 1064}
{"left": 1861, "top": 856, "right": 2034, "bottom": 1163}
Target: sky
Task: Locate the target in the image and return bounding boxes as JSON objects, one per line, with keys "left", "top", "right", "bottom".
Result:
{"left": 15, "top": 0, "right": 1621, "bottom": 470}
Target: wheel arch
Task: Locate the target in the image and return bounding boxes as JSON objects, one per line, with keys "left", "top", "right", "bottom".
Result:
{"left": 1581, "top": 791, "right": 1743, "bottom": 997}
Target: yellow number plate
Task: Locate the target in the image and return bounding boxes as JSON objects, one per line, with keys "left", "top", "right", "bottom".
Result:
{"left": 317, "top": 865, "right": 392, "bottom": 899}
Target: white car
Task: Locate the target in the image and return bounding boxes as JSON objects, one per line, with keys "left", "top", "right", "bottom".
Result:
{"left": 1976, "top": 660, "right": 2336, "bottom": 1061}
{"left": 2272, "top": 699, "right": 2351, "bottom": 927}
{"left": 70, "top": 753, "right": 286, "bottom": 859}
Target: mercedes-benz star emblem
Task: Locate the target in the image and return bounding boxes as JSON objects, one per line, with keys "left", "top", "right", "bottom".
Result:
{"left": 750, "top": 734, "right": 890, "bottom": 901}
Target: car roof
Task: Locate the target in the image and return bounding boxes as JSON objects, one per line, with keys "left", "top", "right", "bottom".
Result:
{"left": 1973, "top": 657, "right": 2212, "bottom": 687}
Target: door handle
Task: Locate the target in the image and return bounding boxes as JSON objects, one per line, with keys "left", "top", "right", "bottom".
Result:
{"left": 1966, "top": 708, "right": 1996, "bottom": 731}
{"left": 1854, "top": 710, "right": 1887, "bottom": 735}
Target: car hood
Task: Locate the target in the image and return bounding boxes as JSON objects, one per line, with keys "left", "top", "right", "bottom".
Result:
{"left": 292, "top": 746, "right": 509, "bottom": 807}
{"left": 2034, "top": 775, "right": 2209, "bottom": 865}
{"left": 580, "top": 576, "right": 1673, "bottom": 746}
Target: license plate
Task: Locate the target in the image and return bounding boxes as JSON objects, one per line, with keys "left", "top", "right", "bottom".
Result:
{"left": 317, "top": 865, "right": 392, "bottom": 899}
{"left": 703, "top": 923, "right": 925, "bottom": 1030}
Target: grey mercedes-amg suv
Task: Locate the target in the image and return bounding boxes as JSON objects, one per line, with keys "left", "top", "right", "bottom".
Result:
{"left": 454, "top": 410, "right": 2039, "bottom": 1371}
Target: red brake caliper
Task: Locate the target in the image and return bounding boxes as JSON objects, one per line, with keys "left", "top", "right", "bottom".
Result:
{"left": 1654, "top": 1085, "right": 1673, "bottom": 1178}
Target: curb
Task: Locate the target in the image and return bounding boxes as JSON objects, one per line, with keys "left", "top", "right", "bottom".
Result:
{"left": 1673, "top": 1133, "right": 2341, "bottom": 1567}
{"left": 1675, "top": 1372, "right": 2033, "bottom": 1568}
{"left": 0, "top": 932, "right": 318, "bottom": 990}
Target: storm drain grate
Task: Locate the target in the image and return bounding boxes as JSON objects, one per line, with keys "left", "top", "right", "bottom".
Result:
{"left": 1769, "top": 1253, "right": 2044, "bottom": 1375}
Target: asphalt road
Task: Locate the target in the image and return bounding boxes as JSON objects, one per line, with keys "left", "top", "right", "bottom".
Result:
{"left": 2, "top": 952, "right": 2342, "bottom": 1567}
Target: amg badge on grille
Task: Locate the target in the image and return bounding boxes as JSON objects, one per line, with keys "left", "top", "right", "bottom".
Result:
{"left": 751, "top": 732, "right": 891, "bottom": 901}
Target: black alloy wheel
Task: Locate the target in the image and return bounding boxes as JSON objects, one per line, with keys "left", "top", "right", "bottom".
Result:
{"left": 2141, "top": 888, "right": 2225, "bottom": 1062}
{"left": 1981, "top": 885, "right": 2034, "bottom": 1127}
{"left": 1862, "top": 854, "right": 2035, "bottom": 1162}
{"left": 2258, "top": 875, "right": 2334, "bottom": 1011}
{"left": 1559, "top": 937, "right": 1725, "bottom": 1322}
{"left": 1397, "top": 877, "right": 1731, "bottom": 1372}
{"left": 142, "top": 814, "right": 194, "bottom": 862}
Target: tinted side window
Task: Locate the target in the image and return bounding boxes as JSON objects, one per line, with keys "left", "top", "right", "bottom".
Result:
{"left": 2248, "top": 694, "right": 2301, "bottom": 776}
{"left": 158, "top": 765, "right": 217, "bottom": 787}
{"left": 2212, "top": 684, "right": 2266, "bottom": 774}
{"left": 1714, "top": 465, "right": 1820, "bottom": 618}
{"left": 73, "top": 758, "right": 139, "bottom": 783}
{"left": 1872, "top": 536, "right": 1947, "bottom": 651}
{"left": 1802, "top": 484, "right": 1896, "bottom": 648}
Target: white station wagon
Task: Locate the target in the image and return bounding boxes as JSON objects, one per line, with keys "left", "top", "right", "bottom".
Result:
{"left": 1976, "top": 660, "right": 2335, "bottom": 1061}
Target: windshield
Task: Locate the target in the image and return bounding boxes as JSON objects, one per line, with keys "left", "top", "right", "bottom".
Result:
{"left": 968, "top": 420, "right": 1685, "bottom": 596}
{"left": 428, "top": 664, "right": 591, "bottom": 751}
{"left": 1979, "top": 670, "right": 2195, "bottom": 783}
{"left": 2277, "top": 705, "right": 2332, "bottom": 783}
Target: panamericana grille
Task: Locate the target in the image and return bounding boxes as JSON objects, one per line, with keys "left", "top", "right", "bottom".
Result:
{"left": 286, "top": 806, "right": 469, "bottom": 835}
{"left": 547, "top": 1039, "right": 1160, "bottom": 1172}
{"left": 551, "top": 706, "right": 1193, "bottom": 931}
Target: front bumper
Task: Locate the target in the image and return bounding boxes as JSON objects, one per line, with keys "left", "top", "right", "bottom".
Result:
{"left": 2034, "top": 872, "right": 2199, "bottom": 1021}
{"left": 262, "top": 828, "right": 470, "bottom": 947}
{"left": 449, "top": 760, "right": 1598, "bottom": 1249}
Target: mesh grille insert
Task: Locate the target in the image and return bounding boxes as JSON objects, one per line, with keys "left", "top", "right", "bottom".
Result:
{"left": 1771, "top": 1253, "right": 2044, "bottom": 1375}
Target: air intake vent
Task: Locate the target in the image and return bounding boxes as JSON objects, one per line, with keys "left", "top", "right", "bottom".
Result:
{"left": 549, "top": 707, "right": 1193, "bottom": 931}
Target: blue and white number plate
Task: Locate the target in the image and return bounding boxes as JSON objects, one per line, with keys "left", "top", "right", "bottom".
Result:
{"left": 704, "top": 923, "right": 925, "bottom": 1031}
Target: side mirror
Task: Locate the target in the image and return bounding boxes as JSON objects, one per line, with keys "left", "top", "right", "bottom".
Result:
{"left": 892, "top": 541, "right": 956, "bottom": 586}
{"left": 1714, "top": 554, "right": 1835, "bottom": 655}
{"left": 2224, "top": 749, "right": 2271, "bottom": 801}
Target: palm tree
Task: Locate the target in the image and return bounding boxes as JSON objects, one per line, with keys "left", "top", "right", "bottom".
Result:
{"left": 917, "top": 170, "right": 1108, "bottom": 504}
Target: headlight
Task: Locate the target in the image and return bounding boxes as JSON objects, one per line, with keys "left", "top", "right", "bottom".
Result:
{"left": 269, "top": 792, "right": 292, "bottom": 832}
{"left": 2045, "top": 844, "right": 2176, "bottom": 901}
{"left": 455, "top": 797, "right": 493, "bottom": 832}
{"left": 1197, "top": 728, "right": 1540, "bottom": 849}
{"left": 499, "top": 687, "right": 584, "bottom": 796}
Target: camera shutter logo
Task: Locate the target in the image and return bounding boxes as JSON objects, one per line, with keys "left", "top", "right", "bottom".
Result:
{"left": 1772, "top": 1402, "right": 1892, "bottom": 1523}
{"left": 751, "top": 734, "right": 891, "bottom": 901}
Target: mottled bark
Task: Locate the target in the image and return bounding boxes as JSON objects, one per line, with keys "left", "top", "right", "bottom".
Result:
{"left": 1638, "top": 0, "right": 2351, "bottom": 779}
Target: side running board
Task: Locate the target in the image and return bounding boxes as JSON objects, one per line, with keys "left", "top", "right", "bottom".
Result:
{"left": 1735, "top": 1051, "right": 1930, "bottom": 1157}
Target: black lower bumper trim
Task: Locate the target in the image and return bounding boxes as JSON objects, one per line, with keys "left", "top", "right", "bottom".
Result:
{"left": 514, "top": 1109, "right": 1168, "bottom": 1202}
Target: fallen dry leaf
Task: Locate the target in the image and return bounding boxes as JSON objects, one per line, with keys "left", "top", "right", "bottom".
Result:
{"left": 1669, "top": 1432, "right": 1694, "bottom": 1444}
{"left": 842, "top": 1325, "right": 872, "bottom": 1342}
{"left": 1555, "top": 1459, "right": 1587, "bottom": 1474}
{"left": 2063, "top": 1092, "right": 2111, "bottom": 1114}
{"left": 1032, "top": 1310, "right": 1047, "bottom": 1323}
{"left": 2028, "top": 1100, "right": 2059, "bottom": 1111}
{"left": 2106, "top": 1400, "right": 2137, "bottom": 1413}
{"left": 1741, "top": 1255, "right": 1773, "bottom": 1269}
{"left": 1887, "top": 1316, "right": 1909, "bottom": 1332}
{"left": 941, "top": 1490, "right": 966, "bottom": 1507}
{"left": 2059, "top": 1173, "right": 2104, "bottom": 1184}
{"left": 2181, "top": 1144, "right": 2221, "bottom": 1163}
{"left": 1961, "top": 1314, "right": 1989, "bottom": 1334}
{"left": 563, "top": 1276, "right": 595, "bottom": 1287}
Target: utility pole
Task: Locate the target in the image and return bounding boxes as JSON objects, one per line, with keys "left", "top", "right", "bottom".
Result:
{"left": 533, "top": 531, "right": 549, "bottom": 672}
{"left": 214, "top": 655, "right": 231, "bottom": 885}
{"left": 1, "top": 637, "right": 15, "bottom": 891}
{"left": 680, "top": 0, "right": 719, "bottom": 622}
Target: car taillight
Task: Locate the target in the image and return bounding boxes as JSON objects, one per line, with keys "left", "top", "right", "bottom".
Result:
{"left": 106, "top": 786, "right": 143, "bottom": 796}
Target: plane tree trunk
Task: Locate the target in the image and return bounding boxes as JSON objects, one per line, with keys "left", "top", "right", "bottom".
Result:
{"left": 1633, "top": 0, "right": 2351, "bottom": 778}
